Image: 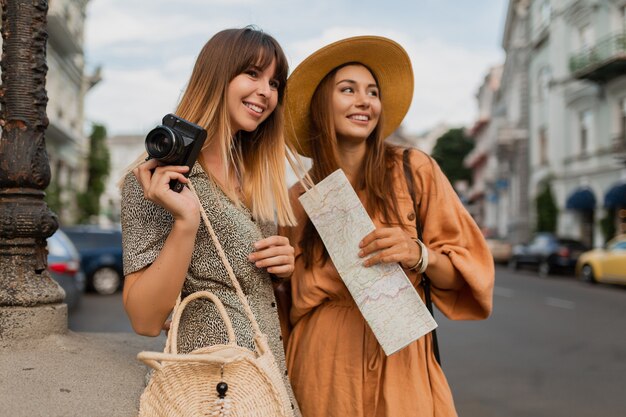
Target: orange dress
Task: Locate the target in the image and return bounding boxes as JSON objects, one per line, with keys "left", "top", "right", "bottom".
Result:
{"left": 279, "top": 149, "right": 494, "bottom": 417}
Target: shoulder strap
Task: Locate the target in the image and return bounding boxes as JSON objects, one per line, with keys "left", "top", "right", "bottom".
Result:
{"left": 402, "top": 148, "right": 441, "bottom": 366}
{"left": 186, "top": 180, "right": 264, "bottom": 340}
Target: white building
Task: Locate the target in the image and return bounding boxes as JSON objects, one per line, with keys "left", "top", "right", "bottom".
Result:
{"left": 0, "top": 0, "right": 98, "bottom": 224}
{"left": 100, "top": 135, "right": 145, "bottom": 224}
{"left": 493, "top": 0, "right": 533, "bottom": 245}
{"left": 464, "top": 66, "right": 503, "bottom": 235}
{"left": 527, "top": 0, "right": 626, "bottom": 246}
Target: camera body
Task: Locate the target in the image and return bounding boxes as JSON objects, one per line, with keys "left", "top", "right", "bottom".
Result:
{"left": 145, "top": 114, "right": 207, "bottom": 192}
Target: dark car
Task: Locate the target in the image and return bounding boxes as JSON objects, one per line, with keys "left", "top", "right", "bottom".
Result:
{"left": 509, "top": 232, "right": 589, "bottom": 276}
{"left": 62, "top": 225, "right": 124, "bottom": 295}
{"left": 47, "top": 229, "right": 86, "bottom": 310}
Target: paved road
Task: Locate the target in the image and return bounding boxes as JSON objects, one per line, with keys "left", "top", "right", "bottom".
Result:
{"left": 69, "top": 266, "right": 626, "bottom": 416}
{"left": 438, "top": 266, "right": 626, "bottom": 417}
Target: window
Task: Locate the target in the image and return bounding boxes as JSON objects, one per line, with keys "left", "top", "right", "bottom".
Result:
{"left": 579, "top": 25, "right": 593, "bottom": 50}
{"left": 579, "top": 110, "right": 593, "bottom": 154}
{"left": 538, "top": 67, "right": 551, "bottom": 101}
{"left": 539, "top": 0, "right": 551, "bottom": 28}
{"left": 538, "top": 128, "right": 547, "bottom": 164}
{"left": 621, "top": 6, "right": 626, "bottom": 31}
{"left": 611, "top": 241, "right": 626, "bottom": 251}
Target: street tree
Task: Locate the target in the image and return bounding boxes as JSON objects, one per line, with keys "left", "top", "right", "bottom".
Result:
{"left": 77, "top": 124, "right": 110, "bottom": 223}
{"left": 430, "top": 128, "right": 473, "bottom": 187}
{"left": 535, "top": 181, "right": 558, "bottom": 233}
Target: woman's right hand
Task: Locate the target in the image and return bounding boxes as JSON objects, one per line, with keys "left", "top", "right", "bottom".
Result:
{"left": 133, "top": 158, "right": 200, "bottom": 225}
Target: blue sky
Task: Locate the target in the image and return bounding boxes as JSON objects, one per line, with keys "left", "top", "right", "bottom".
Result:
{"left": 84, "top": 0, "right": 507, "bottom": 137}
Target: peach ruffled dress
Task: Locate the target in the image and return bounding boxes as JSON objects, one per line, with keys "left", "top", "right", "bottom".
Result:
{"left": 279, "top": 149, "right": 494, "bottom": 417}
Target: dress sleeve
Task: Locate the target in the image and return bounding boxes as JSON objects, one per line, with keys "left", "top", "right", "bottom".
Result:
{"left": 277, "top": 183, "right": 308, "bottom": 265}
{"left": 411, "top": 152, "right": 494, "bottom": 320}
{"left": 120, "top": 173, "right": 173, "bottom": 276}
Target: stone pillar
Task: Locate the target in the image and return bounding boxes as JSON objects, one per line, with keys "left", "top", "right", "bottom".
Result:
{"left": 0, "top": 0, "right": 66, "bottom": 338}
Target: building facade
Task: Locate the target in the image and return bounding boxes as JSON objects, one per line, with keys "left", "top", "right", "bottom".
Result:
{"left": 495, "top": 0, "right": 533, "bottom": 245}
{"left": 527, "top": 0, "right": 626, "bottom": 246}
{"left": 464, "top": 65, "right": 503, "bottom": 235}
{"left": 0, "top": 0, "right": 97, "bottom": 224}
{"left": 100, "top": 135, "right": 144, "bottom": 224}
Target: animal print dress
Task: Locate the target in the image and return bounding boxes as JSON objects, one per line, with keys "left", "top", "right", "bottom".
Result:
{"left": 121, "top": 163, "right": 300, "bottom": 416}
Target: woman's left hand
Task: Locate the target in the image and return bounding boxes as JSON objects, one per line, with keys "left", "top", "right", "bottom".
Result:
{"left": 249, "top": 236, "right": 295, "bottom": 279}
{"left": 359, "top": 227, "right": 421, "bottom": 269}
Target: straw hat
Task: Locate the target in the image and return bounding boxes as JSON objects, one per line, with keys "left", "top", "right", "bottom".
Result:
{"left": 285, "top": 35, "right": 414, "bottom": 157}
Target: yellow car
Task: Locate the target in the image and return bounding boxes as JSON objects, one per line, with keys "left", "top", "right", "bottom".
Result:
{"left": 576, "top": 235, "right": 626, "bottom": 285}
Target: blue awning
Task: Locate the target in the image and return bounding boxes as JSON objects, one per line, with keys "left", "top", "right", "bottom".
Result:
{"left": 604, "top": 182, "right": 626, "bottom": 209}
{"left": 566, "top": 188, "right": 596, "bottom": 211}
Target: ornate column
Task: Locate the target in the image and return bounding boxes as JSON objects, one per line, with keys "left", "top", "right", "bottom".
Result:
{"left": 0, "top": 0, "right": 64, "bottom": 308}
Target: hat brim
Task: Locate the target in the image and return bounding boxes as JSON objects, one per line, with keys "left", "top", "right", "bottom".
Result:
{"left": 285, "top": 36, "right": 414, "bottom": 157}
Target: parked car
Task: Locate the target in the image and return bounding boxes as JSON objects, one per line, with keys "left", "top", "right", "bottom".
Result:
{"left": 62, "top": 225, "right": 124, "bottom": 295}
{"left": 485, "top": 237, "right": 513, "bottom": 264}
{"left": 508, "top": 232, "right": 589, "bottom": 276}
{"left": 576, "top": 234, "right": 626, "bottom": 285}
{"left": 47, "top": 229, "right": 86, "bottom": 310}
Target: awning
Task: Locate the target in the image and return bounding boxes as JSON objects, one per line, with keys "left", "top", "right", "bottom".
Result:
{"left": 566, "top": 188, "right": 596, "bottom": 211}
{"left": 604, "top": 182, "right": 626, "bottom": 209}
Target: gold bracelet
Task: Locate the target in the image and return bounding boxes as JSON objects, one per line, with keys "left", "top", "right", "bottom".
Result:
{"left": 416, "top": 239, "right": 429, "bottom": 274}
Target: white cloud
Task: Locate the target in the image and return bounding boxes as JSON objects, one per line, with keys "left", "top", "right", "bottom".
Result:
{"left": 84, "top": 3, "right": 504, "bottom": 137}
{"left": 86, "top": 67, "right": 185, "bottom": 134}
{"left": 283, "top": 26, "right": 503, "bottom": 133}
{"left": 405, "top": 38, "right": 503, "bottom": 133}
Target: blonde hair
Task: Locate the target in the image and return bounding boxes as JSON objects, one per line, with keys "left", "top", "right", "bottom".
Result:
{"left": 122, "top": 27, "right": 296, "bottom": 226}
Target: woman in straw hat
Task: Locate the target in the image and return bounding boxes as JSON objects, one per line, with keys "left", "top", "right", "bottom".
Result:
{"left": 278, "top": 36, "right": 494, "bottom": 416}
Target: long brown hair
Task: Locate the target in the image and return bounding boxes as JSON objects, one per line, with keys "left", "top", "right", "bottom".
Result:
{"left": 123, "top": 27, "right": 296, "bottom": 225}
{"left": 301, "top": 63, "right": 404, "bottom": 268}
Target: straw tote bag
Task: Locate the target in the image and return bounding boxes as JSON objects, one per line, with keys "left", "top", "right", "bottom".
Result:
{"left": 136, "top": 182, "right": 295, "bottom": 417}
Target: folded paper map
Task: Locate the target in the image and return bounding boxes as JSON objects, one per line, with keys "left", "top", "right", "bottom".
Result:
{"left": 299, "top": 169, "right": 437, "bottom": 356}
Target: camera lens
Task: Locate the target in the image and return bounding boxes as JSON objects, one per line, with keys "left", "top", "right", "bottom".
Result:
{"left": 145, "top": 126, "right": 182, "bottom": 163}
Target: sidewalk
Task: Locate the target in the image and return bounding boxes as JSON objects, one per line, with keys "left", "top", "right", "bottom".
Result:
{"left": 0, "top": 330, "right": 165, "bottom": 417}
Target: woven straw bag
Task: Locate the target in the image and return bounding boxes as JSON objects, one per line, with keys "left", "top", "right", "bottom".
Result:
{"left": 136, "top": 182, "right": 295, "bottom": 417}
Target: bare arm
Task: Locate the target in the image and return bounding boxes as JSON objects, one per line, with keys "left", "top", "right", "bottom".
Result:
{"left": 122, "top": 159, "right": 200, "bottom": 336}
{"left": 123, "top": 219, "right": 198, "bottom": 336}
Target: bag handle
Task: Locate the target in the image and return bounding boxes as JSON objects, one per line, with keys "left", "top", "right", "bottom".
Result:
{"left": 167, "top": 290, "right": 238, "bottom": 355}
{"left": 186, "top": 180, "right": 265, "bottom": 344}
{"left": 402, "top": 148, "right": 441, "bottom": 366}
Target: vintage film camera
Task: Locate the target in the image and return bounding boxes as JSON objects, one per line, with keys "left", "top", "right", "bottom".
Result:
{"left": 145, "top": 114, "right": 207, "bottom": 192}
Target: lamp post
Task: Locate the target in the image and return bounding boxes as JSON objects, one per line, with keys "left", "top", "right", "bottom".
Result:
{"left": 0, "top": 0, "right": 64, "bottom": 315}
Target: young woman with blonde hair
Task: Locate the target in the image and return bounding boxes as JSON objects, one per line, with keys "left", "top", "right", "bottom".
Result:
{"left": 121, "top": 27, "right": 300, "bottom": 414}
{"left": 279, "top": 36, "right": 494, "bottom": 417}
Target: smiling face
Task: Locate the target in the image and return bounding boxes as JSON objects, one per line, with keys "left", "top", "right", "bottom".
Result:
{"left": 331, "top": 64, "right": 381, "bottom": 145}
{"left": 227, "top": 58, "right": 280, "bottom": 133}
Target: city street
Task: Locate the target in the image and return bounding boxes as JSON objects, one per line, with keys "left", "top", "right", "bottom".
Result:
{"left": 69, "top": 266, "right": 626, "bottom": 416}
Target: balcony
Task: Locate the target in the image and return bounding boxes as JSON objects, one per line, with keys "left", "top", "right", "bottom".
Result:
{"left": 569, "top": 32, "right": 626, "bottom": 83}
{"left": 613, "top": 132, "right": 626, "bottom": 165}
{"left": 47, "top": 12, "right": 82, "bottom": 56}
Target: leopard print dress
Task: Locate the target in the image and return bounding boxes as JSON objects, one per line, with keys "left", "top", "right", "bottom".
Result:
{"left": 121, "top": 163, "right": 301, "bottom": 416}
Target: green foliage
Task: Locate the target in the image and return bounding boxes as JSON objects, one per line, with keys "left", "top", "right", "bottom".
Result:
{"left": 599, "top": 209, "right": 617, "bottom": 243}
{"left": 430, "top": 128, "right": 473, "bottom": 185}
{"left": 535, "top": 181, "right": 558, "bottom": 233}
{"left": 44, "top": 180, "right": 62, "bottom": 215}
{"left": 77, "top": 124, "right": 110, "bottom": 223}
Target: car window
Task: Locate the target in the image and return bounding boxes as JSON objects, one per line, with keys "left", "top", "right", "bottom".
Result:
{"left": 610, "top": 241, "right": 626, "bottom": 251}
{"left": 559, "top": 240, "right": 587, "bottom": 250}
{"left": 48, "top": 231, "right": 80, "bottom": 258}
{"left": 533, "top": 235, "right": 552, "bottom": 248}
{"left": 64, "top": 230, "right": 122, "bottom": 250}
{"left": 48, "top": 234, "right": 70, "bottom": 257}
